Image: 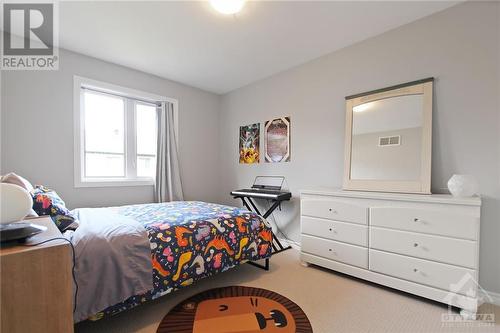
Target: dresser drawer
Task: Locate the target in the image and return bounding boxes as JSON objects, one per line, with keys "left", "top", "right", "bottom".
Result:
{"left": 301, "top": 235, "right": 368, "bottom": 268}
{"left": 302, "top": 216, "right": 368, "bottom": 246}
{"left": 301, "top": 199, "right": 367, "bottom": 224}
{"left": 370, "top": 207, "right": 478, "bottom": 240}
{"left": 369, "top": 250, "right": 476, "bottom": 296}
{"left": 370, "top": 227, "right": 476, "bottom": 268}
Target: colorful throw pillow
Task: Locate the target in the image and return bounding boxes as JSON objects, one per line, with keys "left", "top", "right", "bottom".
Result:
{"left": 31, "top": 185, "right": 79, "bottom": 231}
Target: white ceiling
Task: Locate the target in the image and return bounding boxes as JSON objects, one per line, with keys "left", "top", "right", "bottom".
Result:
{"left": 59, "top": 1, "right": 458, "bottom": 94}
{"left": 352, "top": 95, "right": 423, "bottom": 135}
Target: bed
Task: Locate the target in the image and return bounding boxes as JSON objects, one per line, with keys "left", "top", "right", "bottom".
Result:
{"left": 66, "top": 200, "right": 273, "bottom": 322}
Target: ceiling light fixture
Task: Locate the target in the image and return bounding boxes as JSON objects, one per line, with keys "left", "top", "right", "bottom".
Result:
{"left": 210, "top": 0, "right": 245, "bottom": 15}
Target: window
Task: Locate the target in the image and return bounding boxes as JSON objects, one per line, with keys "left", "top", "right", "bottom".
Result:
{"left": 135, "top": 103, "right": 158, "bottom": 178}
{"left": 74, "top": 77, "right": 177, "bottom": 187}
{"left": 83, "top": 91, "right": 126, "bottom": 178}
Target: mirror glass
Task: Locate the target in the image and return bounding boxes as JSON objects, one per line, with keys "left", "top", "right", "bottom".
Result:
{"left": 350, "top": 94, "right": 423, "bottom": 181}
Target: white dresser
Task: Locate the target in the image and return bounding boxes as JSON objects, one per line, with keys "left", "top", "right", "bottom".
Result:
{"left": 300, "top": 188, "right": 482, "bottom": 317}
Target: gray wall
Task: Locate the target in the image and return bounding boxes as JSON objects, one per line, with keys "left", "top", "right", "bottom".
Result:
{"left": 218, "top": 2, "right": 500, "bottom": 293}
{"left": 1, "top": 49, "right": 221, "bottom": 208}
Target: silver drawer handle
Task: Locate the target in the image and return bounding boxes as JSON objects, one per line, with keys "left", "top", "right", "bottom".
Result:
{"left": 328, "top": 249, "right": 337, "bottom": 255}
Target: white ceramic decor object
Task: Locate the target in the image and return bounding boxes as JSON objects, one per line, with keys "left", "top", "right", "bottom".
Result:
{"left": 447, "top": 174, "right": 479, "bottom": 197}
{"left": 0, "top": 183, "right": 33, "bottom": 224}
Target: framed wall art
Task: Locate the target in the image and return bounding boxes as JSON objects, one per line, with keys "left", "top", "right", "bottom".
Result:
{"left": 239, "top": 123, "right": 260, "bottom": 164}
{"left": 264, "top": 116, "right": 290, "bottom": 163}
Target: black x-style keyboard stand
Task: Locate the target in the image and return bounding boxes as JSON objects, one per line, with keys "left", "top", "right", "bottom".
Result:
{"left": 231, "top": 190, "right": 293, "bottom": 270}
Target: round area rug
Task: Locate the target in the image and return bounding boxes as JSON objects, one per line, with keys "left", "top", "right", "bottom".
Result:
{"left": 157, "top": 286, "right": 313, "bottom": 333}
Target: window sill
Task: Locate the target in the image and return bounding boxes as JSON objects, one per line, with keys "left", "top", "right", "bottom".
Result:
{"left": 74, "top": 178, "right": 155, "bottom": 188}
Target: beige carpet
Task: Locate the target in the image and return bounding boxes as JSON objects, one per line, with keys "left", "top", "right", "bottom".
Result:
{"left": 75, "top": 249, "right": 500, "bottom": 333}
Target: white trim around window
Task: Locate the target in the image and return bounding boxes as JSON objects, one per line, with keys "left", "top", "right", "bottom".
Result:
{"left": 73, "top": 75, "right": 179, "bottom": 188}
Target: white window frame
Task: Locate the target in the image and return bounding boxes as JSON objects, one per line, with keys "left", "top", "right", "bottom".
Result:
{"left": 73, "top": 76, "right": 179, "bottom": 188}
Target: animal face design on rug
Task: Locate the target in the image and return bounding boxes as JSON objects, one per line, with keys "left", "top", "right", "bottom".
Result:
{"left": 156, "top": 286, "right": 312, "bottom": 333}
{"left": 191, "top": 296, "right": 293, "bottom": 333}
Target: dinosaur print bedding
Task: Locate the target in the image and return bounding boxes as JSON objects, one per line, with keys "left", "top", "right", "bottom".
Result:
{"left": 82, "top": 201, "right": 273, "bottom": 321}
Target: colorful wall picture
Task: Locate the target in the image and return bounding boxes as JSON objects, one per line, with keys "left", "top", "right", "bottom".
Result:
{"left": 239, "top": 123, "right": 260, "bottom": 164}
{"left": 265, "top": 116, "right": 291, "bottom": 162}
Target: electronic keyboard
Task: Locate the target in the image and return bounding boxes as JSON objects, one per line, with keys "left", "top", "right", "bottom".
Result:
{"left": 230, "top": 188, "right": 291, "bottom": 201}
{"left": 230, "top": 176, "right": 293, "bottom": 262}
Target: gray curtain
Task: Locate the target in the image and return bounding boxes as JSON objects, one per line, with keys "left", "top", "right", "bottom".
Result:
{"left": 155, "top": 101, "right": 183, "bottom": 202}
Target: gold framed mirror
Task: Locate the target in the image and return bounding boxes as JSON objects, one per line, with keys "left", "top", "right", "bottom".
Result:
{"left": 343, "top": 78, "right": 433, "bottom": 194}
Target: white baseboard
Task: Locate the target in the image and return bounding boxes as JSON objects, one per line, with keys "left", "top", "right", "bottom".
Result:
{"left": 287, "top": 240, "right": 301, "bottom": 251}
{"left": 484, "top": 290, "right": 500, "bottom": 306}
{"left": 275, "top": 237, "right": 300, "bottom": 251}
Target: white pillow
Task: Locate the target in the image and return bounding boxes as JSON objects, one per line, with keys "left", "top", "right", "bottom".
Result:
{"left": 0, "top": 172, "right": 34, "bottom": 192}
